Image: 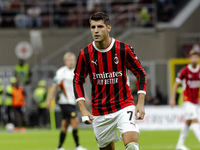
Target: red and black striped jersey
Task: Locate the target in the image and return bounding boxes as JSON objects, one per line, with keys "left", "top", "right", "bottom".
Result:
{"left": 176, "top": 64, "right": 200, "bottom": 104}
{"left": 73, "top": 38, "right": 147, "bottom": 116}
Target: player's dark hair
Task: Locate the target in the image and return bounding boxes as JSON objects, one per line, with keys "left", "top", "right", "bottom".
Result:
{"left": 90, "top": 12, "right": 110, "bottom": 25}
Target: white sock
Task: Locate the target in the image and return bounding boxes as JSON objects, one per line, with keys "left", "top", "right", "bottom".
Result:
{"left": 125, "top": 142, "right": 139, "bottom": 150}
{"left": 177, "top": 123, "right": 189, "bottom": 146}
{"left": 190, "top": 123, "right": 200, "bottom": 143}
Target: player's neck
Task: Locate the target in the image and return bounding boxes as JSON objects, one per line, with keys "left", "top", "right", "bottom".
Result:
{"left": 66, "top": 65, "right": 73, "bottom": 70}
{"left": 191, "top": 64, "right": 198, "bottom": 69}
{"left": 95, "top": 37, "right": 112, "bottom": 49}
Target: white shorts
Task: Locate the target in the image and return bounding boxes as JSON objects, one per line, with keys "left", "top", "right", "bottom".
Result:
{"left": 92, "top": 105, "right": 139, "bottom": 148}
{"left": 183, "top": 101, "right": 199, "bottom": 120}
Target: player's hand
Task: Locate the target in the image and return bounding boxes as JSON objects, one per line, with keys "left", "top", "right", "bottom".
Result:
{"left": 169, "top": 99, "right": 176, "bottom": 108}
{"left": 81, "top": 110, "right": 94, "bottom": 124}
{"left": 46, "top": 101, "right": 51, "bottom": 109}
{"left": 135, "top": 103, "right": 145, "bottom": 120}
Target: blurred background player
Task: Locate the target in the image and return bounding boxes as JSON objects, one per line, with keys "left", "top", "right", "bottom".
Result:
{"left": 0, "top": 78, "right": 3, "bottom": 125}
{"left": 46, "top": 52, "right": 87, "bottom": 150}
{"left": 33, "top": 80, "right": 48, "bottom": 128}
{"left": 170, "top": 50, "right": 200, "bottom": 150}
{"left": 11, "top": 77, "right": 26, "bottom": 132}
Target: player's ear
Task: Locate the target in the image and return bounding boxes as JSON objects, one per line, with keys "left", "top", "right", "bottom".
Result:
{"left": 107, "top": 25, "right": 111, "bottom": 32}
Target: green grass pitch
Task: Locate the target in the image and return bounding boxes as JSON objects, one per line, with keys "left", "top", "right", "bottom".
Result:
{"left": 0, "top": 129, "right": 199, "bottom": 150}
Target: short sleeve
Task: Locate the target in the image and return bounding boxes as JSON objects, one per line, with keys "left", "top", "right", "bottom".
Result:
{"left": 176, "top": 68, "right": 185, "bottom": 83}
{"left": 54, "top": 71, "right": 61, "bottom": 85}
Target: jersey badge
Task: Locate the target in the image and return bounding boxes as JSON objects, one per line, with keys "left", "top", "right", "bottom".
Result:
{"left": 114, "top": 54, "right": 119, "bottom": 64}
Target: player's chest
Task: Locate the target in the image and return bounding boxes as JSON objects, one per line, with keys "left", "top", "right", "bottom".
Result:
{"left": 61, "top": 78, "right": 73, "bottom": 89}
{"left": 60, "top": 70, "right": 73, "bottom": 83}
{"left": 185, "top": 72, "right": 200, "bottom": 88}
{"left": 185, "top": 71, "right": 200, "bottom": 80}
{"left": 88, "top": 50, "right": 124, "bottom": 72}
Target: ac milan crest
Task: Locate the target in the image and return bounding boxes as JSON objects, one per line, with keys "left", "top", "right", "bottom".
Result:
{"left": 114, "top": 56, "right": 119, "bottom": 64}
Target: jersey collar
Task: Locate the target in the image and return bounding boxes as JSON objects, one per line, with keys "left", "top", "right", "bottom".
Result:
{"left": 188, "top": 64, "right": 199, "bottom": 73}
{"left": 93, "top": 38, "right": 115, "bottom": 52}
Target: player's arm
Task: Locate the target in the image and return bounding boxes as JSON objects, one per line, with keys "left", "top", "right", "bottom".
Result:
{"left": 170, "top": 81, "right": 180, "bottom": 107}
{"left": 170, "top": 68, "right": 184, "bottom": 107}
{"left": 46, "top": 83, "right": 58, "bottom": 109}
{"left": 84, "top": 91, "right": 91, "bottom": 107}
{"left": 73, "top": 51, "right": 93, "bottom": 124}
{"left": 126, "top": 46, "right": 147, "bottom": 95}
{"left": 126, "top": 46, "right": 147, "bottom": 120}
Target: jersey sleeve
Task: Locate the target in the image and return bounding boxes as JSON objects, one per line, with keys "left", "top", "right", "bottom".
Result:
{"left": 176, "top": 67, "right": 185, "bottom": 83}
{"left": 73, "top": 51, "right": 88, "bottom": 102}
{"left": 53, "top": 70, "right": 61, "bottom": 85}
{"left": 125, "top": 46, "right": 147, "bottom": 95}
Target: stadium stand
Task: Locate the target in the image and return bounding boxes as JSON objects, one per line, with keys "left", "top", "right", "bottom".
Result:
{"left": 0, "top": 0, "right": 190, "bottom": 28}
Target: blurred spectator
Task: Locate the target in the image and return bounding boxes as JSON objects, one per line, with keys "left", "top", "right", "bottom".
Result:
{"left": 145, "top": 94, "right": 154, "bottom": 105}
{"left": 89, "top": 4, "right": 102, "bottom": 16}
{"left": 54, "top": 1, "right": 67, "bottom": 27}
{"left": 67, "top": 8, "right": 77, "bottom": 27}
{"left": 15, "top": 59, "right": 32, "bottom": 110}
{"left": 14, "top": 59, "right": 31, "bottom": 86}
{"left": 145, "top": 86, "right": 165, "bottom": 105}
{"left": 5, "top": 77, "right": 15, "bottom": 124}
{"left": 11, "top": 77, "right": 26, "bottom": 132}
{"left": 139, "top": 7, "right": 152, "bottom": 27}
{"left": 27, "top": 3, "right": 42, "bottom": 28}
{"left": 0, "top": 0, "right": 190, "bottom": 28}
{"left": 11, "top": 0, "right": 20, "bottom": 9}
{"left": 0, "top": 78, "right": 3, "bottom": 125}
{"left": 157, "top": 0, "right": 174, "bottom": 22}
{"left": 153, "top": 97, "right": 160, "bottom": 105}
{"left": 14, "top": 8, "right": 28, "bottom": 29}
{"left": 155, "top": 86, "right": 163, "bottom": 104}
{"left": 103, "top": 0, "right": 112, "bottom": 14}
{"left": 33, "top": 80, "right": 48, "bottom": 128}
{"left": 87, "top": 0, "right": 101, "bottom": 12}
{"left": 0, "top": 0, "right": 16, "bottom": 27}
{"left": 0, "top": 0, "right": 11, "bottom": 10}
